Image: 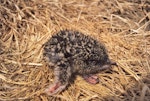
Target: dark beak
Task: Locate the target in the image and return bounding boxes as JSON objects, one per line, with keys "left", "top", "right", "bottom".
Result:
{"left": 110, "top": 61, "right": 117, "bottom": 66}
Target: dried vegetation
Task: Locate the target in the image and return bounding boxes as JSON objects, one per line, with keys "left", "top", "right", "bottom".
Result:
{"left": 0, "top": 0, "right": 150, "bottom": 101}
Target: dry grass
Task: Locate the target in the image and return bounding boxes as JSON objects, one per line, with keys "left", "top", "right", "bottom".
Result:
{"left": 0, "top": 0, "right": 150, "bottom": 101}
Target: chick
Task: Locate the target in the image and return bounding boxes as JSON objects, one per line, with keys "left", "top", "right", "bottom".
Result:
{"left": 43, "top": 30, "right": 116, "bottom": 95}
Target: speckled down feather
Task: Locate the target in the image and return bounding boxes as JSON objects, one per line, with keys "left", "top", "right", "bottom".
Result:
{"left": 43, "top": 30, "right": 115, "bottom": 95}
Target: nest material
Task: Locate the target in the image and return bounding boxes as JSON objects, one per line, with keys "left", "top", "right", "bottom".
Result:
{"left": 0, "top": 0, "right": 150, "bottom": 101}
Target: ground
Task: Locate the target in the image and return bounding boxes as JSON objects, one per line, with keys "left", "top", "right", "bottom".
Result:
{"left": 0, "top": 0, "right": 150, "bottom": 101}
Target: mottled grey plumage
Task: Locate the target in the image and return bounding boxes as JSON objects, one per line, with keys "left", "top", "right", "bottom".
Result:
{"left": 43, "top": 30, "right": 115, "bottom": 95}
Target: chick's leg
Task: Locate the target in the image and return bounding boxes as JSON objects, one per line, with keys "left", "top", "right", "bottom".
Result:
{"left": 82, "top": 74, "right": 99, "bottom": 84}
{"left": 45, "top": 65, "right": 71, "bottom": 95}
